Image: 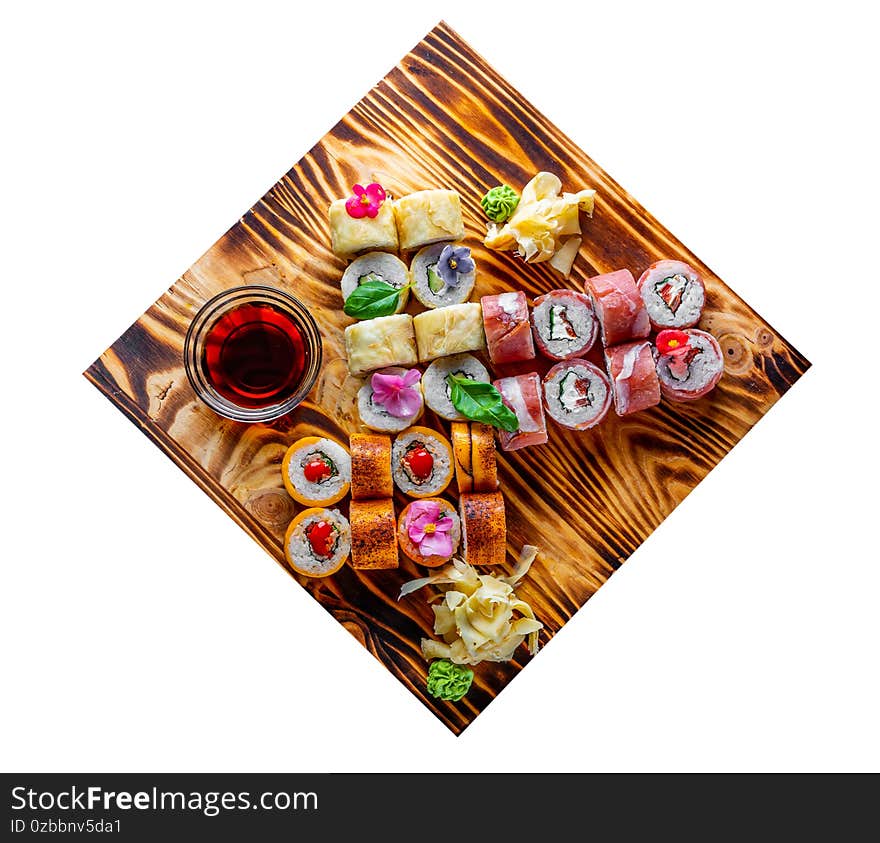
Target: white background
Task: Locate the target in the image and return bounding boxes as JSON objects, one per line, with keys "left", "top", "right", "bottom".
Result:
{"left": 2, "top": 1, "right": 878, "bottom": 772}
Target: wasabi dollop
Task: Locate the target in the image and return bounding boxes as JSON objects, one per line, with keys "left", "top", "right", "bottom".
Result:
{"left": 480, "top": 184, "right": 520, "bottom": 223}
{"left": 427, "top": 659, "right": 474, "bottom": 701}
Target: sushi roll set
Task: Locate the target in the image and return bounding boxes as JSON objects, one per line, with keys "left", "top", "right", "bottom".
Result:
{"left": 391, "top": 427, "right": 454, "bottom": 498}
{"left": 542, "top": 359, "right": 612, "bottom": 430}
{"left": 281, "top": 436, "right": 352, "bottom": 507}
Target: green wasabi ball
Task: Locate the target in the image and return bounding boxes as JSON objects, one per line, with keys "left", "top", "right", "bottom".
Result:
{"left": 480, "top": 184, "right": 520, "bottom": 223}
{"left": 426, "top": 659, "right": 474, "bottom": 702}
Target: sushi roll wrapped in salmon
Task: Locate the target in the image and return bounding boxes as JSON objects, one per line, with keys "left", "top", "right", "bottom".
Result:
{"left": 282, "top": 436, "right": 351, "bottom": 506}
{"left": 638, "top": 260, "right": 705, "bottom": 331}
{"left": 585, "top": 269, "right": 651, "bottom": 347}
{"left": 341, "top": 252, "right": 411, "bottom": 315}
{"left": 421, "top": 353, "right": 490, "bottom": 421}
{"left": 531, "top": 289, "right": 598, "bottom": 361}
{"left": 284, "top": 507, "right": 351, "bottom": 578}
{"left": 542, "top": 359, "right": 612, "bottom": 430}
{"left": 604, "top": 341, "right": 661, "bottom": 416}
{"left": 654, "top": 329, "right": 723, "bottom": 402}
{"left": 492, "top": 372, "right": 548, "bottom": 452}
{"left": 481, "top": 291, "right": 536, "bottom": 365}
{"left": 397, "top": 498, "right": 462, "bottom": 567}
{"left": 357, "top": 367, "right": 424, "bottom": 433}
{"left": 391, "top": 427, "right": 454, "bottom": 498}
{"left": 410, "top": 243, "right": 476, "bottom": 309}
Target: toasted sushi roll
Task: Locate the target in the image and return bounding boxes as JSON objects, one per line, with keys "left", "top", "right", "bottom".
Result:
{"left": 328, "top": 198, "right": 398, "bottom": 258}
{"left": 639, "top": 260, "right": 706, "bottom": 331}
{"left": 413, "top": 302, "right": 486, "bottom": 363}
{"left": 356, "top": 367, "right": 424, "bottom": 433}
{"left": 410, "top": 243, "right": 476, "bottom": 309}
{"left": 282, "top": 436, "right": 351, "bottom": 507}
{"left": 452, "top": 422, "right": 499, "bottom": 493}
{"left": 542, "top": 359, "right": 612, "bottom": 431}
{"left": 391, "top": 426, "right": 454, "bottom": 498}
{"left": 284, "top": 507, "right": 351, "bottom": 578}
{"left": 349, "top": 498, "right": 398, "bottom": 570}
{"left": 341, "top": 252, "right": 411, "bottom": 315}
{"left": 393, "top": 189, "right": 465, "bottom": 251}
{"left": 492, "top": 372, "right": 549, "bottom": 452}
{"left": 344, "top": 314, "right": 418, "bottom": 377}
{"left": 604, "top": 341, "right": 661, "bottom": 416}
{"left": 459, "top": 492, "right": 506, "bottom": 567}
{"left": 397, "top": 498, "right": 462, "bottom": 568}
{"left": 584, "top": 269, "right": 651, "bottom": 347}
{"left": 421, "top": 353, "right": 491, "bottom": 420}
{"left": 481, "top": 291, "right": 536, "bottom": 365}
{"left": 349, "top": 433, "right": 393, "bottom": 500}
{"left": 531, "top": 289, "right": 598, "bottom": 360}
{"left": 654, "top": 329, "right": 724, "bottom": 402}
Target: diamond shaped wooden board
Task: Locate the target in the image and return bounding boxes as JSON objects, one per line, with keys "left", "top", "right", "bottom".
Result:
{"left": 85, "top": 21, "right": 809, "bottom": 734}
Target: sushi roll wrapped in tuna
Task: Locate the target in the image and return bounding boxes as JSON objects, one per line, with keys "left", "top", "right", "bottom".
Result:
{"left": 397, "top": 498, "right": 462, "bottom": 567}
{"left": 585, "top": 269, "right": 651, "bottom": 347}
{"left": 542, "top": 359, "right": 612, "bottom": 431}
{"left": 281, "top": 436, "right": 351, "bottom": 507}
{"left": 410, "top": 243, "right": 476, "bottom": 309}
{"left": 391, "top": 426, "right": 454, "bottom": 498}
{"left": 492, "top": 372, "right": 549, "bottom": 451}
{"left": 357, "top": 367, "right": 424, "bottom": 433}
{"left": 421, "top": 353, "right": 491, "bottom": 421}
{"left": 341, "top": 252, "right": 411, "bottom": 315}
{"left": 604, "top": 341, "right": 661, "bottom": 417}
{"left": 638, "top": 260, "right": 706, "bottom": 331}
{"left": 481, "top": 290, "right": 536, "bottom": 365}
{"left": 531, "top": 289, "right": 598, "bottom": 361}
{"left": 654, "top": 329, "right": 724, "bottom": 402}
{"left": 284, "top": 507, "right": 351, "bottom": 578}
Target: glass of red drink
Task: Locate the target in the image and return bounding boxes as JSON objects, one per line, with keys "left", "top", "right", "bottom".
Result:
{"left": 183, "top": 285, "right": 323, "bottom": 423}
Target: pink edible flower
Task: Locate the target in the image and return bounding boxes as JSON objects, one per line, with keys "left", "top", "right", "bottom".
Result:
{"left": 345, "top": 182, "right": 386, "bottom": 219}
{"left": 371, "top": 369, "right": 422, "bottom": 418}
{"left": 406, "top": 500, "right": 454, "bottom": 558}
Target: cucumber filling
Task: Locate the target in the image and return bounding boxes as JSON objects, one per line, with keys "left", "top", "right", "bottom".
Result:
{"left": 558, "top": 371, "right": 592, "bottom": 412}
{"left": 426, "top": 263, "right": 445, "bottom": 294}
{"left": 549, "top": 304, "right": 578, "bottom": 341}
{"left": 655, "top": 274, "right": 689, "bottom": 314}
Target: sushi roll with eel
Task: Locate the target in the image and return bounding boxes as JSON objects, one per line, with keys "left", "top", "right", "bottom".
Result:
{"left": 542, "top": 359, "right": 612, "bottom": 430}
{"left": 391, "top": 426, "right": 454, "bottom": 498}
{"left": 410, "top": 243, "right": 476, "bottom": 309}
{"left": 584, "top": 269, "right": 651, "bottom": 347}
{"left": 604, "top": 341, "right": 661, "bottom": 417}
{"left": 492, "top": 372, "right": 549, "bottom": 452}
{"left": 481, "top": 291, "right": 536, "bottom": 365}
{"left": 421, "top": 353, "right": 491, "bottom": 421}
{"left": 341, "top": 252, "right": 410, "bottom": 315}
{"left": 284, "top": 507, "right": 351, "bottom": 578}
{"left": 531, "top": 289, "right": 598, "bottom": 361}
{"left": 654, "top": 329, "right": 723, "bottom": 402}
{"left": 638, "top": 260, "right": 705, "bottom": 331}
{"left": 282, "top": 436, "right": 351, "bottom": 507}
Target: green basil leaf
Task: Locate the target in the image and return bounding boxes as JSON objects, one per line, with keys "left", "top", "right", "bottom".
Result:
{"left": 343, "top": 280, "right": 401, "bottom": 319}
{"left": 447, "top": 375, "right": 519, "bottom": 432}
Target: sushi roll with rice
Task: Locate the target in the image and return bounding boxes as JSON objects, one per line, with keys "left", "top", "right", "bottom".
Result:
{"left": 654, "top": 328, "right": 724, "bottom": 402}
{"left": 459, "top": 492, "right": 506, "bottom": 567}
{"left": 341, "top": 252, "right": 410, "bottom": 315}
{"left": 584, "top": 269, "right": 651, "bottom": 347}
{"left": 397, "top": 498, "right": 462, "bottom": 567}
{"left": 349, "top": 498, "right": 398, "bottom": 569}
{"left": 284, "top": 507, "right": 351, "bottom": 578}
{"left": 391, "top": 426, "right": 454, "bottom": 498}
{"left": 531, "top": 289, "right": 598, "bottom": 361}
{"left": 413, "top": 303, "right": 485, "bottom": 363}
{"left": 481, "top": 290, "right": 536, "bottom": 365}
{"left": 542, "top": 359, "right": 612, "bottom": 431}
{"left": 493, "top": 372, "right": 549, "bottom": 452}
{"left": 281, "top": 436, "right": 351, "bottom": 507}
{"left": 410, "top": 243, "right": 476, "bottom": 309}
{"left": 393, "top": 189, "right": 465, "bottom": 251}
{"left": 349, "top": 433, "right": 393, "bottom": 500}
{"left": 604, "top": 341, "right": 661, "bottom": 416}
{"left": 638, "top": 259, "right": 706, "bottom": 331}
{"left": 344, "top": 313, "right": 418, "bottom": 377}
{"left": 357, "top": 367, "right": 424, "bottom": 433}
{"left": 328, "top": 196, "right": 398, "bottom": 258}
{"left": 451, "top": 422, "right": 498, "bottom": 494}
{"left": 421, "top": 353, "right": 490, "bottom": 420}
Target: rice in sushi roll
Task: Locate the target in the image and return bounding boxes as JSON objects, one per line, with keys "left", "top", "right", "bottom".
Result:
{"left": 281, "top": 436, "right": 351, "bottom": 506}
{"left": 542, "top": 359, "right": 612, "bottom": 430}
{"left": 531, "top": 289, "right": 598, "bottom": 361}
{"left": 638, "top": 259, "right": 705, "bottom": 331}
{"left": 284, "top": 507, "right": 351, "bottom": 577}
{"left": 391, "top": 426, "right": 454, "bottom": 498}
{"left": 397, "top": 498, "right": 461, "bottom": 567}
{"left": 654, "top": 328, "right": 723, "bottom": 402}
{"left": 421, "top": 353, "right": 490, "bottom": 420}
{"left": 357, "top": 367, "right": 424, "bottom": 432}
{"left": 410, "top": 242, "right": 476, "bottom": 308}
{"left": 341, "top": 252, "right": 411, "bottom": 315}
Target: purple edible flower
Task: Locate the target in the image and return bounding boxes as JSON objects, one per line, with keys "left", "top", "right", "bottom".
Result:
{"left": 437, "top": 244, "right": 475, "bottom": 289}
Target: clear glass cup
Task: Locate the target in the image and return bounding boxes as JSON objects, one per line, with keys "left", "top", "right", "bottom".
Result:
{"left": 183, "top": 285, "right": 323, "bottom": 423}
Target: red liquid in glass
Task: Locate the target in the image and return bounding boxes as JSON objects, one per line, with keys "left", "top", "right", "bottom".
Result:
{"left": 202, "top": 302, "right": 308, "bottom": 408}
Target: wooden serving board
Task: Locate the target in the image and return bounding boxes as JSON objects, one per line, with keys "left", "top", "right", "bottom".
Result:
{"left": 85, "top": 21, "right": 809, "bottom": 734}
